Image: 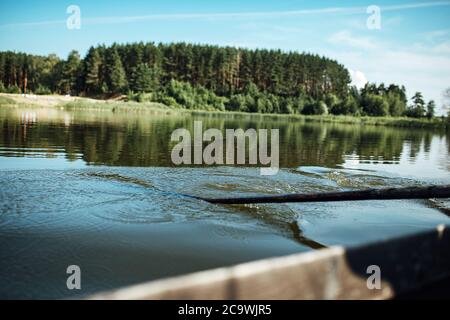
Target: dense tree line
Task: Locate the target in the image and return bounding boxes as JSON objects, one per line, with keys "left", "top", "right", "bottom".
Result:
{"left": 0, "top": 42, "right": 438, "bottom": 118}
{"left": 0, "top": 42, "right": 349, "bottom": 96}
{"left": 358, "top": 83, "right": 435, "bottom": 118}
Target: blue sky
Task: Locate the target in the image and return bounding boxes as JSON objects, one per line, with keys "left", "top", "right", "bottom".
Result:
{"left": 1, "top": 0, "right": 450, "bottom": 113}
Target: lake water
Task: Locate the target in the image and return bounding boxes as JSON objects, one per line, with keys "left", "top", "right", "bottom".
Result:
{"left": 0, "top": 106, "right": 449, "bottom": 299}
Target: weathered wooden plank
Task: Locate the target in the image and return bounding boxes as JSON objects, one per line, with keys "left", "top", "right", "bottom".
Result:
{"left": 88, "top": 225, "right": 450, "bottom": 300}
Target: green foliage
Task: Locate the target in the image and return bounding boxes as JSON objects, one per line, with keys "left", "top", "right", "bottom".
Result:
{"left": 361, "top": 94, "right": 389, "bottom": 116}
{"left": 443, "top": 88, "right": 450, "bottom": 111}
{"left": 302, "top": 100, "right": 328, "bottom": 115}
{"left": 0, "top": 96, "right": 16, "bottom": 105}
{"left": 106, "top": 48, "right": 128, "bottom": 94}
{"left": 55, "top": 50, "right": 82, "bottom": 95}
{"left": 359, "top": 83, "right": 409, "bottom": 117}
{"left": 154, "top": 80, "right": 225, "bottom": 111}
{"left": 6, "top": 85, "right": 21, "bottom": 94}
{"left": 426, "top": 100, "right": 435, "bottom": 119}
{"left": 331, "top": 95, "right": 358, "bottom": 115}
{"left": 130, "top": 63, "right": 160, "bottom": 93}
{"left": 226, "top": 83, "right": 301, "bottom": 114}
{"left": 405, "top": 92, "right": 426, "bottom": 118}
{"left": 227, "top": 94, "right": 249, "bottom": 112}
{"left": 35, "top": 84, "right": 52, "bottom": 95}
{"left": 386, "top": 93, "right": 406, "bottom": 117}
{"left": 126, "top": 91, "right": 154, "bottom": 103}
{"left": 0, "top": 44, "right": 436, "bottom": 119}
{"left": 60, "top": 99, "right": 170, "bottom": 113}
{"left": 324, "top": 94, "right": 339, "bottom": 112}
{"left": 0, "top": 42, "right": 350, "bottom": 100}
{"left": 84, "top": 47, "right": 102, "bottom": 94}
{"left": 153, "top": 93, "right": 182, "bottom": 108}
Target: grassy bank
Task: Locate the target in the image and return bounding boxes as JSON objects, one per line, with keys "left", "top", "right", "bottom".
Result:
{"left": 190, "top": 109, "right": 448, "bottom": 129}
{"left": 0, "top": 93, "right": 178, "bottom": 115}
{"left": 1, "top": 93, "right": 448, "bottom": 129}
{"left": 0, "top": 96, "right": 17, "bottom": 105}
{"left": 62, "top": 100, "right": 176, "bottom": 114}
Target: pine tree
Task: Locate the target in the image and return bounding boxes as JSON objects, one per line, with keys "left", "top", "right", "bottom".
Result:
{"left": 426, "top": 100, "right": 435, "bottom": 119}
{"left": 131, "top": 63, "right": 159, "bottom": 93}
{"left": 123, "top": 43, "right": 144, "bottom": 80}
{"left": 3, "top": 53, "right": 17, "bottom": 88}
{"left": 57, "top": 50, "right": 81, "bottom": 95}
{"left": 84, "top": 47, "right": 102, "bottom": 94}
{"left": 443, "top": 88, "right": 450, "bottom": 112}
{"left": 406, "top": 92, "right": 426, "bottom": 118}
{"left": 106, "top": 48, "right": 128, "bottom": 94}
{"left": 0, "top": 53, "right": 5, "bottom": 87}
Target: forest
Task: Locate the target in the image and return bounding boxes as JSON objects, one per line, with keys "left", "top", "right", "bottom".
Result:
{"left": 0, "top": 42, "right": 437, "bottom": 118}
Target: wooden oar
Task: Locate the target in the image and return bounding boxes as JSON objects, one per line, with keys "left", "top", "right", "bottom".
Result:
{"left": 196, "top": 185, "right": 450, "bottom": 205}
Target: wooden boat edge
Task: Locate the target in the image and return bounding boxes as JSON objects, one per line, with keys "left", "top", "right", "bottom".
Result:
{"left": 87, "top": 224, "right": 450, "bottom": 300}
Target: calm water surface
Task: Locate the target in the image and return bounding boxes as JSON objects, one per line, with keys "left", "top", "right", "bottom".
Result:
{"left": 0, "top": 107, "right": 449, "bottom": 299}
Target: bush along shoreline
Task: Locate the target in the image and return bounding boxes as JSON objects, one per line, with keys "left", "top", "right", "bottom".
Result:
{"left": 1, "top": 93, "right": 448, "bottom": 130}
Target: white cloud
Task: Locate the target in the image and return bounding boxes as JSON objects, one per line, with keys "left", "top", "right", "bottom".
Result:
{"left": 323, "top": 42, "right": 450, "bottom": 114}
{"left": 328, "top": 31, "right": 376, "bottom": 50}
{"left": 414, "top": 31, "right": 450, "bottom": 55}
{"left": 431, "top": 41, "right": 450, "bottom": 54}
{"left": 349, "top": 69, "right": 368, "bottom": 89}
{"left": 383, "top": 1, "right": 450, "bottom": 11}
{"left": 324, "top": 25, "right": 450, "bottom": 115}
{"left": 420, "top": 29, "right": 450, "bottom": 42}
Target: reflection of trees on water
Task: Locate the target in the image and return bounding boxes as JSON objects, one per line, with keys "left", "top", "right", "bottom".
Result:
{"left": 0, "top": 109, "right": 448, "bottom": 168}
{"left": 277, "top": 121, "right": 444, "bottom": 168}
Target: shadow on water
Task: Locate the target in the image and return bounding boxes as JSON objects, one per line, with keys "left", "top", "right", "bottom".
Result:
{"left": 83, "top": 170, "right": 327, "bottom": 249}
{"left": 59, "top": 159, "right": 450, "bottom": 251}
{"left": 223, "top": 202, "right": 327, "bottom": 249}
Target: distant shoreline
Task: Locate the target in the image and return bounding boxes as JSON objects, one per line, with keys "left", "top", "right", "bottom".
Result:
{"left": 0, "top": 93, "right": 448, "bottom": 130}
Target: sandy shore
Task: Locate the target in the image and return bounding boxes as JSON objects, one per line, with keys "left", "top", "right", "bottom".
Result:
{"left": 0, "top": 93, "right": 105, "bottom": 107}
